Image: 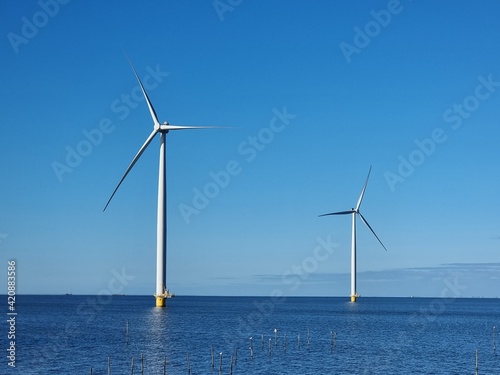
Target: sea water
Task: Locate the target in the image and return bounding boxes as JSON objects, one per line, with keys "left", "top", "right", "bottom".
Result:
{"left": 7, "top": 296, "right": 500, "bottom": 374}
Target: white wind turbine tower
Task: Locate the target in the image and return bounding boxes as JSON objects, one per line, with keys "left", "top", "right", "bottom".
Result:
{"left": 319, "top": 166, "right": 387, "bottom": 302}
{"left": 103, "top": 58, "right": 224, "bottom": 307}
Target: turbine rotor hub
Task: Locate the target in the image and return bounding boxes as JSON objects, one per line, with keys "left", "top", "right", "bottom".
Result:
{"left": 159, "top": 121, "right": 170, "bottom": 132}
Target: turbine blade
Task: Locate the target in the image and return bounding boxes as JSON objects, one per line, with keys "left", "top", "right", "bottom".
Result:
{"left": 319, "top": 210, "right": 355, "bottom": 217}
{"left": 103, "top": 129, "right": 159, "bottom": 211}
{"left": 125, "top": 55, "right": 160, "bottom": 128}
{"left": 164, "top": 125, "right": 230, "bottom": 131}
{"left": 358, "top": 213, "right": 387, "bottom": 251}
{"left": 356, "top": 165, "right": 372, "bottom": 211}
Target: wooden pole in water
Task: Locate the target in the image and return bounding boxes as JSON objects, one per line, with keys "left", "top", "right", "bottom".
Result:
{"left": 274, "top": 328, "right": 278, "bottom": 346}
{"left": 307, "top": 328, "right": 310, "bottom": 349}
{"left": 298, "top": 334, "right": 301, "bottom": 350}
{"left": 268, "top": 338, "right": 272, "bottom": 356}
{"left": 284, "top": 333, "right": 287, "bottom": 352}
{"left": 234, "top": 347, "right": 238, "bottom": 364}
{"left": 141, "top": 354, "right": 144, "bottom": 375}
{"left": 261, "top": 334, "right": 264, "bottom": 350}
{"left": 219, "top": 352, "right": 223, "bottom": 374}
{"left": 250, "top": 337, "right": 254, "bottom": 359}
{"left": 131, "top": 357, "right": 134, "bottom": 375}
{"left": 230, "top": 355, "right": 233, "bottom": 375}
{"left": 187, "top": 353, "right": 191, "bottom": 375}
{"left": 108, "top": 357, "right": 110, "bottom": 375}
{"left": 211, "top": 345, "right": 214, "bottom": 368}
{"left": 90, "top": 367, "right": 93, "bottom": 375}
{"left": 475, "top": 348, "right": 478, "bottom": 375}
{"left": 494, "top": 326, "right": 497, "bottom": 352}
{"left": 126, "top": 320, "right": 129, "bottom": 345}
{"left": 163, "top": 354, "right": 167, "bottom": 375}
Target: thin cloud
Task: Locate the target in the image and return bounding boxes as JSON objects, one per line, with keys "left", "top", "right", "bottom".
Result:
{"left": 252, "top": 263, "right": 500, "bottom": 283}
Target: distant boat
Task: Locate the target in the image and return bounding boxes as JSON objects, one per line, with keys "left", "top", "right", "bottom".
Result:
{"left": 63, "top": 293, "right": 72, "bottom": 296}
{"left": 112, "top": 293, "right": 125, "bottom": 296}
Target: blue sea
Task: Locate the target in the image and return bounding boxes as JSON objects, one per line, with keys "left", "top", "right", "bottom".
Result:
{"left": 6, "top": 296, "right": 500, "bottom": 374}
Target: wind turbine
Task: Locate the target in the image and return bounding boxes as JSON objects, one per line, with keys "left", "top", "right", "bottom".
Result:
{"left": 103, "top": 58, "right": 223, "bottom": 307}
{"left": 319, "top": 166, "right": 387, "bottom": 302}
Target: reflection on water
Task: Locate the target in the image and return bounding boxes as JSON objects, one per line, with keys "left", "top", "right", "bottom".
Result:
{"left": 146, "top": 306, "right": 169, "bottom": 347}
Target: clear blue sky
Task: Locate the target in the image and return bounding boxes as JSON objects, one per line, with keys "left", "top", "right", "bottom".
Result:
{"left": 1, "top": 1, "right": 499, "bottom": 298}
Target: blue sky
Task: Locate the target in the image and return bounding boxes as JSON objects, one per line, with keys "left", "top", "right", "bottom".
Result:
{"left": 1, "top": 0, "right": 499, "bottom": 298}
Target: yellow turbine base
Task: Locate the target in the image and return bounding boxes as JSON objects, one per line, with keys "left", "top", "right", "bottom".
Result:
{"left": 351, "top": 295, "right": 357, "bottom": 303}
{"left": 155, "top": 296, "right": 166, "bottom": 307}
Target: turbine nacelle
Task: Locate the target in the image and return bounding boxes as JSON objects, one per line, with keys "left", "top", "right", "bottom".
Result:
{"left": 158, "top": 121, "right": 170, "bottom": 132}
{"left": 319, "top": 165, "right": 387, "bottom": 251}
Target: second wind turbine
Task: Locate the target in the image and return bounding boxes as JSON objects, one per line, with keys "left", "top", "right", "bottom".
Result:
{"left": 319, "top": 166, "right": 387, "bottom": 302}
{"left": 103, "top": 58, "right": 224, "bottom": 307}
